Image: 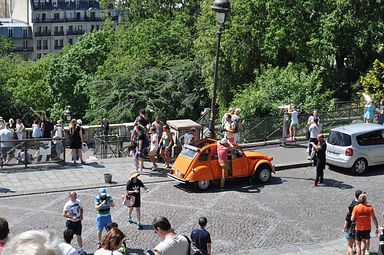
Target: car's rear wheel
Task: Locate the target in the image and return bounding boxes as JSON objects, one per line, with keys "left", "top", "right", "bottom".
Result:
{"left": 195, "top": 180, "right": 210, "bottom": 190}
{"left": 256, "top": 166, "right": 271, "bottom": 183}
{"left": 351, "top": 158, "right": 367, "bottom": 175}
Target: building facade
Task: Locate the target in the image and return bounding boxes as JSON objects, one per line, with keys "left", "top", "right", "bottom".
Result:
{"left": 0, "top": 0, "right": 117, "bottom": 60}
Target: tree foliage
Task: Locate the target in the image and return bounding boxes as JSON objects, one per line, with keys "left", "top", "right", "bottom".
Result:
{"left": 360, "top": 59, "right": 384, "bottom": 100}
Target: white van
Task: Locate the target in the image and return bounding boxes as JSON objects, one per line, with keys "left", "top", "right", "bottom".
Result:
{"left": 326, "top": 123, "right": 384, "bottom": 174}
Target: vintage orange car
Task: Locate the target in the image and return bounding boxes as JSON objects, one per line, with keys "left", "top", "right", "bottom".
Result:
{"left": 168, "top": 138, "right": 275, "bottom": 190}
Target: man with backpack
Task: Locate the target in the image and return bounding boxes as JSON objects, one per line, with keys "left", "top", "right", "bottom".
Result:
{"left": 344, "top": 190, "right": 362, "bottom": 255}
{"left": 190, "top": 217, "right": 211, "bottom": 255}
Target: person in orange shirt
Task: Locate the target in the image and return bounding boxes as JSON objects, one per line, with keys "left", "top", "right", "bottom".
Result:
{"left": 351, "top": 193, "right": 379, "bottom": 255}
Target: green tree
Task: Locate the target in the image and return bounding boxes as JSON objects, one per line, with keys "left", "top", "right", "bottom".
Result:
{"left": 231, "top": 63, "right": 334, "bottom": 119}
{"left": 360, "top": 59, "right": 384, "bottom": 100}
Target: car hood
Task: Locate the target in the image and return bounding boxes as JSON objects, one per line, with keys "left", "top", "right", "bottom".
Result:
{"left": 171, "top": 154, "right": 193, "bottom": 174}
{"left": 244, "top": 151, "right": 273, "bottom": 162}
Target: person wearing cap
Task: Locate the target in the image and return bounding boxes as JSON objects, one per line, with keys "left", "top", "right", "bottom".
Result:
{"left": 217, "top": 138, "right": 234, "bottom": 189}
{"left": 95, "top": 188, "right": 115, "bottom": 246}
{"left": 126, "top": 171, "right": 149, "bottom": 230}
{"left": 351, "top": 193, "right": 379, "bottom": 255}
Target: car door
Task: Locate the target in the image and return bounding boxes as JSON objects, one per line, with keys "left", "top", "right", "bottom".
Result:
{"left": 230, "top": 148, "right": 249, "bottom": 177}
{"left": 356, "top": 130, "right": 384, "bottom": 164}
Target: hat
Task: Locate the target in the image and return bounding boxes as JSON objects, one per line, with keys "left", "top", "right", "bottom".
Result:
{"left": 358, "top": 193, "right": 367, "bottom": 203}
{"left": 77, "top": 119, "right": 82, "bottom": 125}
{"left": 99, "top": 188, "right": 108, "bottom": 196}
{"left": 220, "top": 138, "right": 229, "bottom": 145}
{"left": 130, "top": 171, "right": 140, "bottom": 179}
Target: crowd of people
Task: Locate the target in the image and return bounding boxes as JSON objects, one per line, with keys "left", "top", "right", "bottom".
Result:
{"left": 0, "top": 108, "right": 88, "bottom": 165}
{"left": 0, "top": 173, "right": 213, "bottom": 255}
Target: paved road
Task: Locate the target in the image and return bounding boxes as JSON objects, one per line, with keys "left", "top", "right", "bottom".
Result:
{"left": 1, "top": 145, "right": 384, "bottom": 254}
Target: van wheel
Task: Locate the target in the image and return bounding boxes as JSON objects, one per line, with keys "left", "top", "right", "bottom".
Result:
{"left": 256, "top": 166, "right": 271, "bottom": 183}
{"left": 195, "top": 180, "right": 210, "bottom": 190}
{"left": 351, "top": 158, "right": 367, "bottom": 175}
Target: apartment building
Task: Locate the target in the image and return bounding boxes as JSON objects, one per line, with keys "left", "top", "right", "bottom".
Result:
{"left": 0, "top": 0, "right": 117, "bottom": 60}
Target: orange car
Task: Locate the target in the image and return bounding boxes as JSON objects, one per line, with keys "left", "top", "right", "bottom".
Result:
{"left": 168, "top": 138, "right": 275, "bottom": 190}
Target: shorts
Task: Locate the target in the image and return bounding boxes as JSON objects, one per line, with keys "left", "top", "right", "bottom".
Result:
{"left": 96, "top": 215, "right": 112, "bottom": 232}
{"left": 161, "top": 145, "right": 170, "bottom": 152}
{"left": 345, "top": 231, "right": 354, "bottom": 241}
{"left": 355, "top": 230, "right": 371, "bottom": 241}
{"left": 148, "top": 149, "right": 157, "bottom": 156}
{"left": 290, "top": 123, "right": 298, "bottom": 127}
{"left": 66, "top": 220, "right": 82, "bottom": 235}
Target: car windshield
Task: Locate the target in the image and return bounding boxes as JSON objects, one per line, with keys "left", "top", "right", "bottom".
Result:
{"left": 328, "top": 131, "right": 352, "bottom": 146}
{"left": 180, "top": 147, "right": 198, "bottom": 159}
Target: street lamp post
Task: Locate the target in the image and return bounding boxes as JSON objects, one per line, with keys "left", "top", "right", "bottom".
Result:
{"left": 209, "top": 0, "right": 231, "bottom": 137}
{"left": 64, "top": 105, "right": 72, "bottom": 122}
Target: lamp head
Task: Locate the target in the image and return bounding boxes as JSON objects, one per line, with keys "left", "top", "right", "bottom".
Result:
{"left": 212, "top": 0, "right": 231, "bottom": 25}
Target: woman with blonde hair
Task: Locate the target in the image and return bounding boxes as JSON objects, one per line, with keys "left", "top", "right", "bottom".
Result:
{"left": 94, "top": 227, "right": 126, "bottom": 255}
{"left": 159, "top": 125, "right": 174, "bottom": 168}
{"left": 68, "top": 119, "right": 84, "bottom": 164}
{"left": 3, "top": 230, "right": 61, "bottom": 255}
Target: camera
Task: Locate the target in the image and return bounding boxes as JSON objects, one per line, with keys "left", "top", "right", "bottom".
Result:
{"left": 100, "top": 195, "right": 107, "bottom": 201}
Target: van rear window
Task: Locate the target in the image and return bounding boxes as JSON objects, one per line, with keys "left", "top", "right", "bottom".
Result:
{"left": 328, "top": 131, "right": 351, "bottom": 146}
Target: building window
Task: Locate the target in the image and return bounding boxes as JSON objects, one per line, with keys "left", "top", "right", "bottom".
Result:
{"left": 42, "top": 13, "right": 46, "bottom": 21}
{"left": 54, "top": 26, "right": 58, "bottom": 34}
{"left": 23, "top": 41, "right": 28, "bottom": 48}
{"left": 68, "top": 38, "right": 73, "bottom": 45}
{"left": 37, "top": 40, "right": 42, "bottom": 50}
{"left": 8, "top": 29, "right": 13, "bottom": 38}
{"left": 59, "top": 39, "right": 63, "bottom": 47}
{"left": 44, "top": 26, "right": 48, "bottom": 34}
{"left": 76, "top": 12, "right": 81, "bottom": 20}
{"left": 37, "top": 53, "right": 42, "bottom": 59}
{"left": 54, "top": 40, "right": 58, "bottom": 47}
{"left": 38, "top": 26, "right": 42, "bottom": 33}
{"left": 90, "top": 12, "right": 95, "bottom": 20}
{"left": 53, "top": 0, "right": 58, "bottom": 7}
{"left": 77, "top": 25, "right": 82, "bottom": 31}
{"left": 76, "top": 0, "right": 80, "bottom": 9}
{"left": 96, "top": 25, "right": 99, "bottom": 30}
{"left": 68, "top": 25, "right": 73, "bottom": 33}
{"left": 43, "top": 40, "right": 48, "bottom": 50}
{"left": 23, "top": 29, "right": 28, "bottom": 38}
{"left": 54, "top": 13, "right": 60, "bottom": 20}
{"left": 91, "top": 25, "right": 94, "bottom": 31}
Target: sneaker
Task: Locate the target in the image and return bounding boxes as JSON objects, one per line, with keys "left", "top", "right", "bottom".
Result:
{"left": 311, "top": 183, "right": 318, "bottom": 188}
{"left": 96, "top": 241, "right": 101, "bottom": 249}
{"left": 151, "top": 167, "right": 157, "bottom": 171}
{"left": 128, "top": 217, "right": 133, "bottom": 224}
{"left": 137, "top": 222, "right": 143, "bottom": 230}
{"left": 365, "top": 251, "right": 370, "bottom": 255}
{"left": 287, "top": 137, "right": 292, "bottom": 141}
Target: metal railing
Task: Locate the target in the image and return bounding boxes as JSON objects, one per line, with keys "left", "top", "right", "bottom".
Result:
{"left": 93, "top": 135, "right": 130, "bottom": 159}
{"left": 0, "top": 138, "right": 66, "bottom": 170}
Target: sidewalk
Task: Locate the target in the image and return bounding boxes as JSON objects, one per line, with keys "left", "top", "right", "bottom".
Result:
{"left": 0, "top": 144, "right": 370, "bottom": 255}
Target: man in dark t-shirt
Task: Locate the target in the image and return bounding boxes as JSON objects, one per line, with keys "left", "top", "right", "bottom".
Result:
{"left": 190, "top": 217, "right": 212, "bottom": 255}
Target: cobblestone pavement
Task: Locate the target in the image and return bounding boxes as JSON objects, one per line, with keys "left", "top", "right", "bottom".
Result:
{"left": 1, "top": 165, "right": 384, "bottom": 254}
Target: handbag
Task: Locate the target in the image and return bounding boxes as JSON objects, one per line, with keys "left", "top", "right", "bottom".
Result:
{"left": 121, "top": 195, "right": 135, "bottom": 207}
{"left": 309, "top": 149, "right": 316, "bottom": 160}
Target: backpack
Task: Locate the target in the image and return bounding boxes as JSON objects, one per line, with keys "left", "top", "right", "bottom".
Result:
{"left": 182, "top": 235, "right": 203, "bottom": 255}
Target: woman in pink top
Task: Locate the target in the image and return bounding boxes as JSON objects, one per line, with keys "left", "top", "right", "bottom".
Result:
{"left": 217, "top": 138, "right": 233, "bottom": 188}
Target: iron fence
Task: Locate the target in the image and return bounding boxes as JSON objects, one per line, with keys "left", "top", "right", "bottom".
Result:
{"left": 0, "top": 138, "right": 66, "bottom": 170}
{"left": 93, "top": 135, "right": 130, "bottom": 159}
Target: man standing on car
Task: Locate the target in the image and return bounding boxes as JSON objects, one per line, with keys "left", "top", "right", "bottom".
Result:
{"left": 217, "top": 138, "right": 233, "bottom": 189}
{"left": 351, "top": 193, "right": 379, "bottom": 255}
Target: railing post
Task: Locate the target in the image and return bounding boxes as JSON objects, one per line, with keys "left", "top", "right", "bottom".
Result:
{"left": 24, "top": 141, "right": 28, "bottom": 168}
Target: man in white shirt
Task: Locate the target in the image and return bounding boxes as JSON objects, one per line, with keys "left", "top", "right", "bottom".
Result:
{"left": 63, "top": 191, "right": 86, "bottom": 255}
{"left": 152, "top": 216, "right": 189, "bottom": 255}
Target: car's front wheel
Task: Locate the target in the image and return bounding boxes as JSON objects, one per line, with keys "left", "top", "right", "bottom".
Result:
{"left": 195, "top": 180, "right": 210, "bottom": 190}
{"left": 351, "top": 158, "right": 367, "bottom": 175}
{"left": 256, "top": 166, "right": 272, "bottom": 183}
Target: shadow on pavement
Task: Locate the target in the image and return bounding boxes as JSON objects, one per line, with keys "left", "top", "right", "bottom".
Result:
{"left": 85, "top": 162, "right": 106, "bottom": 169}
{"left": 0, "top": 187, "right": 15, "bottom": 193}
{"left": 329, "top": 164, "right": 384, "bottom": 177}
{"left": 173, "top": 176, "right": 284, "bottom": 194}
